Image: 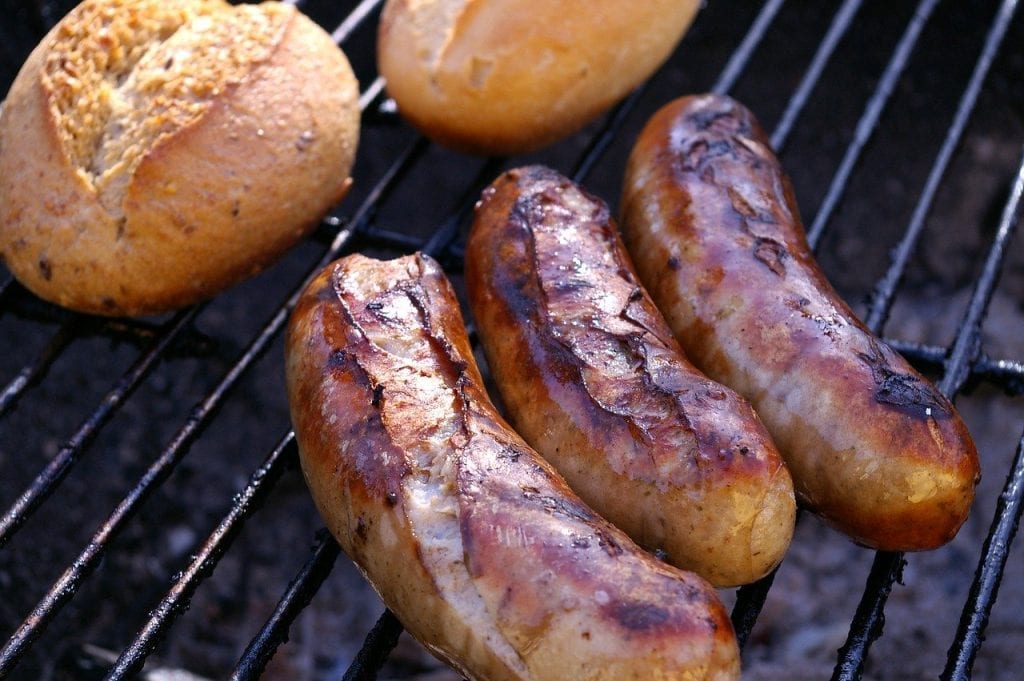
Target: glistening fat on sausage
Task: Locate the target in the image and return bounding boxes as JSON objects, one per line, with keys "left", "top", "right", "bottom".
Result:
{"left": 466, "top": 165, "right": 795, "bottom": 587}
{"left": 620, "top": 94, "right": 980, "bottom": 551}
{"left": 285, "top": 252, "right": 741, "bottom": 681}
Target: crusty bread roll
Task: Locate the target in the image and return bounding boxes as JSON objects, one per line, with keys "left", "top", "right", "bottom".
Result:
{"left": 378, "top": 0, "right": 700, "bottom": 156}
{"left": 0, "top": 0, "right": 360, "bottom": 316}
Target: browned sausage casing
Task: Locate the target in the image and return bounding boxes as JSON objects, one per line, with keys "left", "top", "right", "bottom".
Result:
{"left": 465, "top": 165, "right": 795, "bottom": 587}
{"left": 286, "top": 252, "right": 740, "bottom": 681}
{"left": 620, "top": 94, "right": 980, "bottom": 551}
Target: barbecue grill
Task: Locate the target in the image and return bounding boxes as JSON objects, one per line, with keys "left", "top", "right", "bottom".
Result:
{"left": 1, "top": 0, "right": 1023, "bottom": 679}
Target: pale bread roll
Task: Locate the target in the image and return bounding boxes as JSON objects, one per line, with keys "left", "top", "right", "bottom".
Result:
{"left": 0, "top": 0, "right": 360, "bottom": 316}
{"left": 378, "top": 0, "right": 700, "bottom": 156}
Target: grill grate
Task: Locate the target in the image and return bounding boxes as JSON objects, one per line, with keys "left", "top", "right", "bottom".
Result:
{"left": 1, "top": 0, "right": 1023, "bottom": 679}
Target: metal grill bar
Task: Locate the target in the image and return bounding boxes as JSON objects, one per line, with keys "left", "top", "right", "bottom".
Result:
{"left": 832, "top": 552, "right": 907, "bottom": 681}
{"left": 938, "top": 151, "right": 1024, "bottom": 398}
{"left": 832, "top": 2, "right": 1021, "bottom": 676}
{"left": 711, "top": 0, "right": 787, "bottom": 96}
{"left": 422, "top": 157, "right": 505, "bottom": 259}
{"left": 864, "top": 0, "right": 1020, "bottom": 333}
{"left": 0, "top": 317, "right": 79, "bottom": 416}
{"left": 357, "top": 225, "right": 434, "bottom": 253}
{"left": 358, "top": 76, "right": 387, "bottom": 114}
{"left": 730, "top": 566, "right": 779, "bottom": 650}
{"left": 806, "top": 0, "right": 941, "bottom": 249}
{"left": 0, "top": 275, "right": 13, "bottom": 305}
{"left": 768, "top": 0, "right": 862, "bottom": 151}
{"left": 943, "top": 426, "right": 1024, "bottom": 681}
{"left": 229, "top": 531, "right": 341, "bottom": 681}
{"left": 886, "top": 340, "right": 1024, "bottom": 395}
{"left": 104, "top": 433, "right": 299, "bottom": 680}
{"left": 0, "top": 291, "right": 302, "bottom": 673}
{"left": 571, "top": 86, "right": 648, "bottom": 183}
{"left": 340, "top": 610, "right": 403, "bottom": 681}
{"left": 330, "top": 0, "right": 384, "bottom": 44}
{"left": 939, "top": 149, "right": 1024, "bottom": 680}
{"left": 0, "top": 308, "right": 198, "bottom": 548}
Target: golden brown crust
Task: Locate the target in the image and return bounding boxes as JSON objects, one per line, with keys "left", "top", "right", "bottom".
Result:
{"left": 377, "top": 0, "right": 700, "bottom": 155}
{"left": 620, "top": 94, "right": 980, "bottom": 551}
{"left": 286, "top": 252, "right": 740, "bottom": 681}
{"left": 0, "top": 0, "right": 359, "bottom": 316}
{"left": 464, "top": 165, "right": 795, "bottom": 586}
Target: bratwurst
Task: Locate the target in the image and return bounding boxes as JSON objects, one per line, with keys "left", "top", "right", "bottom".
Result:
{"left": 286, "top": 252, "right": 740, "bottom": 681}
{"left": 620, "top": 94, "right": 979, "bottom": 551}
{"left": 466, "top": 166, "right": 795, "bottom": 586}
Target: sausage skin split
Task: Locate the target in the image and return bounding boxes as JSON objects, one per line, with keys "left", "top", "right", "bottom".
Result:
{"left": 620, "top": 94, "right": 980, "bottom": 551}
{"left": 465, "top": 165, "right": 795, "bottom": 587}
{"left": 286, "top": 253, "right": 740, "bottom": 681}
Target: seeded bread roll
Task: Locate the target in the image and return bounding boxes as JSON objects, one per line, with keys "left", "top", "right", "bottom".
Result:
{"left": 378, "top": 0, "right": 700, "bottom": 156}
{"left": 0, "top": 0, "right": 360, "bottom": 316}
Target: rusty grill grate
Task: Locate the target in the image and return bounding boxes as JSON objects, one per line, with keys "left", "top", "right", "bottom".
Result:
{"left": 1, "top": 0, "right": 1023, "bottom": 679}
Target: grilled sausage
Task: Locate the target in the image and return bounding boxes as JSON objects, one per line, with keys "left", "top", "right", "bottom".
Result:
{"left": 286, "top": 252, "right": 740, "bottom": 681}
{"left": 620, "top": 94, "right": 980, "bottom": 551}
{"left": 465, "top": 166, "right": 795, "bottom": 587}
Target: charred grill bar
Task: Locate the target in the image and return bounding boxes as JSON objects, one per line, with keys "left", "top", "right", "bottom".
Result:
{"left": 0, "top": 0, "right": 1022, "bottom": 679}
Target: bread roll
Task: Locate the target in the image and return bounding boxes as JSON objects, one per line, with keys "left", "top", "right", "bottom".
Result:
{"left": 378, "top": 0, "right": 700, "bottom": 156}
{"left": 0, "top": 0, "right": 360, "bottom": 316}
